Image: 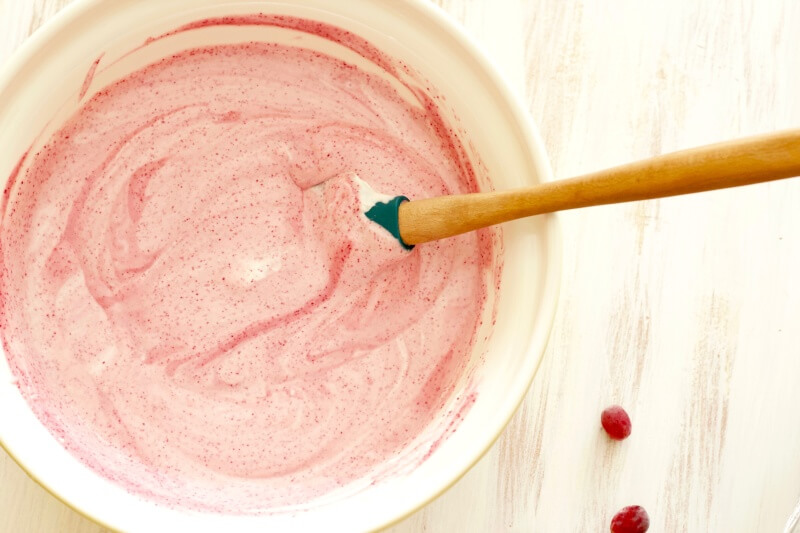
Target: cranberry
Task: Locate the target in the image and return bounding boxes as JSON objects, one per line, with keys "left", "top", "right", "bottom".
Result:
{"left": 610, "top": 505, "right": 649, "bottom": 533}
{"left": 601, "top": 405, "right": 632, "bottom": 440}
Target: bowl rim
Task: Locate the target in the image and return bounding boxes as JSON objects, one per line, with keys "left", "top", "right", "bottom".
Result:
{"left": 0, "top": 0, "right": 562, "bottom": 530}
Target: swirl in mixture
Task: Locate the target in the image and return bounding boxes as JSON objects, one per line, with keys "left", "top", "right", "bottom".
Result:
{"left": 0, "top": 26, "right": 493, "bottom": 512}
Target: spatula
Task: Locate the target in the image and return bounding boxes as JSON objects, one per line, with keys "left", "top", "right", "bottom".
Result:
{"left": 365, "top": 129, "right": 800, "bottom": 248}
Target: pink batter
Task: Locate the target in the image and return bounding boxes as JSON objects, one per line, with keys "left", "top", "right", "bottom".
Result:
{"left": 0, "top": 23, "right": 493, "bottom": 512}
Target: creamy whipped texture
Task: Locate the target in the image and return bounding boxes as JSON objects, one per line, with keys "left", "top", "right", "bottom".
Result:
{"left": 0, "top": 19, "right": 494, "bottom": 513}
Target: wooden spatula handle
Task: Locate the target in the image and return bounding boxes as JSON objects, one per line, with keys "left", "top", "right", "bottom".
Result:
{"left": 398, "top": 129, "right": 800, "bottom": 245}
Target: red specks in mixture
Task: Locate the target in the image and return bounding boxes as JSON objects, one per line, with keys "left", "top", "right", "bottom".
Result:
{"left": 148, "top": 15, "right": 399, "bottom": 78}
{"left": 0, "top": 23, "right": 496, "bottom": 514}
{"left": 0, "top": 150, "right": 28, "bottom": 219}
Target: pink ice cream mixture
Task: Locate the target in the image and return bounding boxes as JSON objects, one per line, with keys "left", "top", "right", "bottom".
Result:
{"left": 0, "top": 19, "right": 494, "bottom": 512}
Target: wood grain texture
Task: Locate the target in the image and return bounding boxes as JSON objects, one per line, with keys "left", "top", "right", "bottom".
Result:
{"left": 398, "top": 129, "right": 800, "bottom": 244}
{"left": 2, "top": 0, "right": 800, "bottom": 532}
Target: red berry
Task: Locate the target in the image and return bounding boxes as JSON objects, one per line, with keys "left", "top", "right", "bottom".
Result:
{"left": 610, "top": 505, "right": 649, "bottom": 533}
{"left": 601, "top": 405, "right": 632, "bottom": 440}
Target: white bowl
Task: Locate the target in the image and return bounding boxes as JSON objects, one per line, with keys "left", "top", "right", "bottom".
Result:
{"left": 0, "top": 1, "right": 560, "bottom": 531}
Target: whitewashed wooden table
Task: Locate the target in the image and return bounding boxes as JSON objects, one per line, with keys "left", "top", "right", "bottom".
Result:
{"left": 2, "top": 1, "right": 800, "bottom": 531}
